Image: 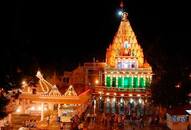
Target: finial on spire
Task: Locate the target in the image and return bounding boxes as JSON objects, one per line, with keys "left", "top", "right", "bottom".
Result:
{"left": 120, "top": 0, "right": 124, "bottom": 10}
{"left": 122, "top": 12, "right": 128, "bottom": 21}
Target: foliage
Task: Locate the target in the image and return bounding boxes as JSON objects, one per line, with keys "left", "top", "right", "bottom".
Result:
{"left": 0, "top": 95, "right": 10, "bottom": 119}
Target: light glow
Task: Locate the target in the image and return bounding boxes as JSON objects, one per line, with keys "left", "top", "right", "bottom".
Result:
{"left": 118, "top": 10, "right": 123, "bottom": 16}
{"left": 130, "top": 98, "right": 134, "bottom": 103}
{"left": 113, "top": 97, "right": 116, "bottom": 102}
{"left": 22, "top": 81, "right": 26, "bottom": 85}
{"left": 16, "top": 108, "right": 21, "bottom": 113}
{"left": 129, "top": 94, "right": 133, "bottom": 97}
{"left": 138, "top": 98, "right": 143, "bottom": 104}
{"left": 106, "top": 97, "right": 110, "bottom": 102}
{"left": 95, "top": 79, "right": 99, "bottom": 85}
{"left": 38, "top": 106, "right": 41, "bottom": 111}
{"left": 31, "top": 106, "right": 35, "bottom": 111}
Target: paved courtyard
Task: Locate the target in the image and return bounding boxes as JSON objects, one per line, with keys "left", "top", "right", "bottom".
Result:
{"left": 85, "top": 119, "right": 169, "bottom": 130}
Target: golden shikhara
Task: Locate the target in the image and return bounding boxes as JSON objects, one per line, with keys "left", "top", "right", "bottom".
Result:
{"left": 106, "top": 12, "right": 148, "bottom": 68}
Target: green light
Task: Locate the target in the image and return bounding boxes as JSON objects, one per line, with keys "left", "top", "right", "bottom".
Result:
{"left": 106, "top": 76, "right": 111, "bottom": 87}
{"left": 140, "top": 77, "right": 144, "bottom": 88}
{"left": 118, "top": 77, "right": 123, "bottom": 88}
{"left": 128, "top": 77, "right": 133, "bottom": 88}
{"left": 133, "top": 77, "right": 138, "bottom": 88}
{"left": 112, "top": 77, "right": 116, "bottom": 87}
{"left": 124, "top": 77, "right": 128, "bottom": 88}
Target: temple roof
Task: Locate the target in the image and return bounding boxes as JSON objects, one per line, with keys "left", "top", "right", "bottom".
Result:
{"left": 106, "top": 12, "right": 146, "bottom": 68}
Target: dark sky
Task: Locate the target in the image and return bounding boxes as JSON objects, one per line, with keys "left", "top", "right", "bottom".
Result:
{"left": 1, "top": 0, "right": 191, "bottom": 75}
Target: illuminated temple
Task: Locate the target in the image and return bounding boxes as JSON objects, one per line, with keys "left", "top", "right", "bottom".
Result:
{"left": 61, "top": 10, "right": 153, "bottom": 114}
{"left": 105, "top": 12, "right": 152, "bottom": 90}
{"left": 10, "top": 6, "right": 153, "bottom": 129}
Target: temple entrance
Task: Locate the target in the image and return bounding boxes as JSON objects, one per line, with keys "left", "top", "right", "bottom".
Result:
{"left": 119, "top": 97, "right": 125, "bottom": 114}
{"left": 105, "top": 97, "right": 110, "bottom": 113}
{"left": 136, "top": 98, "right": 144, "bottom": 117}
{"left": 98, "top": 97, "right": 104, "bottom": 112}
{"left": 111, "top": 97, "right": 116, "bottom": 113}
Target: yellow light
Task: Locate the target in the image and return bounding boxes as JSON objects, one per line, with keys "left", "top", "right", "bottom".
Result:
{"left": 129, "top": 94, "right": 132, "bottom": 97}
{"left": 16, "top": 108, "right": 21, "bottom": 113}
{"left": 121, "top": 94, "right": 124, "bottom": 97}
{"left": 31, "top": 106, "right": 35, "bottom": 111}
{"left": 106, "top": 93, "right": 110, "bottom": 96}
{"left": 38, "top": 106, "right": 41, "bottom": 111}
{"left": 137, "top": 94, "right": 141, "bottom": 97}
{"left": 22, "top": 81, "right": 26, "bottom": 85}
{"left": 114, "top": 93, "right": 117, "bottom": 96}
{"left": 95, "top": 79, "right": 99, "bottom": 85}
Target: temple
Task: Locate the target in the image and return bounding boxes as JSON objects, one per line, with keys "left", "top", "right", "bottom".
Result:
{"left": 105, "top": 12, "right": 152, "bottom": 90}
{"left": 61, "top": 10, "right": 153, "bottom": 114}
{"left": 9, "top": 5, "right": 153, "bottom": 129}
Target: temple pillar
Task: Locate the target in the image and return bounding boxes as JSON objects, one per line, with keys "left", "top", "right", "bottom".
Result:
{"left": 8, "top": 113, "right": 12, "bottom": 124}
{"left": 99, "top": 71, "right": 102, "bottom": 86}
{"left": 116, "top": 76, "right": 118, "bottom": 88}
{"left": 58, "top": 104, "right": 61, "bottom": 116}
{"left": 122, "top": 76, "right": 124, "bottom": 88}
{"left": 21, "top": 99, "right": 25, "bottom": 113}
{"left": 105, "top": 74, "right": 107, "bottom": 86}
{"left": 110, "top": 75, "right": 113, "bottom": 88}
{"left": 40, "top": 103, "right": 44, "bottom": 121}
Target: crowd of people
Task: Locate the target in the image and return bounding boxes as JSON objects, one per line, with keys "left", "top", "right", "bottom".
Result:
{"left": 22, "top": 120, "right": 37, "bottom": 128}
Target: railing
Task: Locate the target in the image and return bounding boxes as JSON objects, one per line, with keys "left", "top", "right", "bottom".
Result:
{"left": 94, "top": 86, "right": 150, "bottom": 92}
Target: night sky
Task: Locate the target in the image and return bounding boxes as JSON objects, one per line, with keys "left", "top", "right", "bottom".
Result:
{"left": 1, "top": 0, "right": 191, "bottom": 76}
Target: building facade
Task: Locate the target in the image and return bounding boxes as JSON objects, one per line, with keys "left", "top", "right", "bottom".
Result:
{"left": 63, "top": 11, "right": 153, "bottom": 115}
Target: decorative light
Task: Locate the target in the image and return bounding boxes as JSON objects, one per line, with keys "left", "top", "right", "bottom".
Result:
{"left": 106, "top": 93, "right": 110, "bottom": 96}
{"left": 118, "top": 10, "right": 123, "bottom": 16}
{"left": 114, "top": 93, "right": 117, "bottom": 96}
{"left": 129, "top": 94, "right": 133, "bottom": 97}
{"left": 137, "top": 94, "right": 141, "bottom": 97}
{"left": 121, "top": 94, "right": 124, "bottom": 97}
{"left": 113, "top": 97, "right": 116, "bottom": 102}
{"left": 138, "top": 98, "right": 142, "bottom": 104}
{"left": 31, "top": 106, "right": 35, "bottom": 111}
{"left": 36, "top": 70, "right": 43, "bottom": 79}
{"left": 106, "top": 97, "right": 110, "bottom": 102}
{"left": 130, "top": 98, "right": 134, "bottom": 103}
{"left": 95, "top": 79, "right": 99, "bottom": 85}
{"left": 22, "top": 81, "right": 26, "bottom": 85}
{"left": 38, "top": 106, "right": 41, "bottom": 111}
{"left": 120, "top": 98, "right": 123, "bottom": 103}
{"left": 16, "top": 108, "right": 21, "bottom": 113}
{"left": 175, "top": 84, "right": 181, "bottom": 88}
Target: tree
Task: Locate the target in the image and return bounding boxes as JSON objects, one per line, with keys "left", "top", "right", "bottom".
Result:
{"left": 0, "top": 69, "right": 22, "bottom": 119}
